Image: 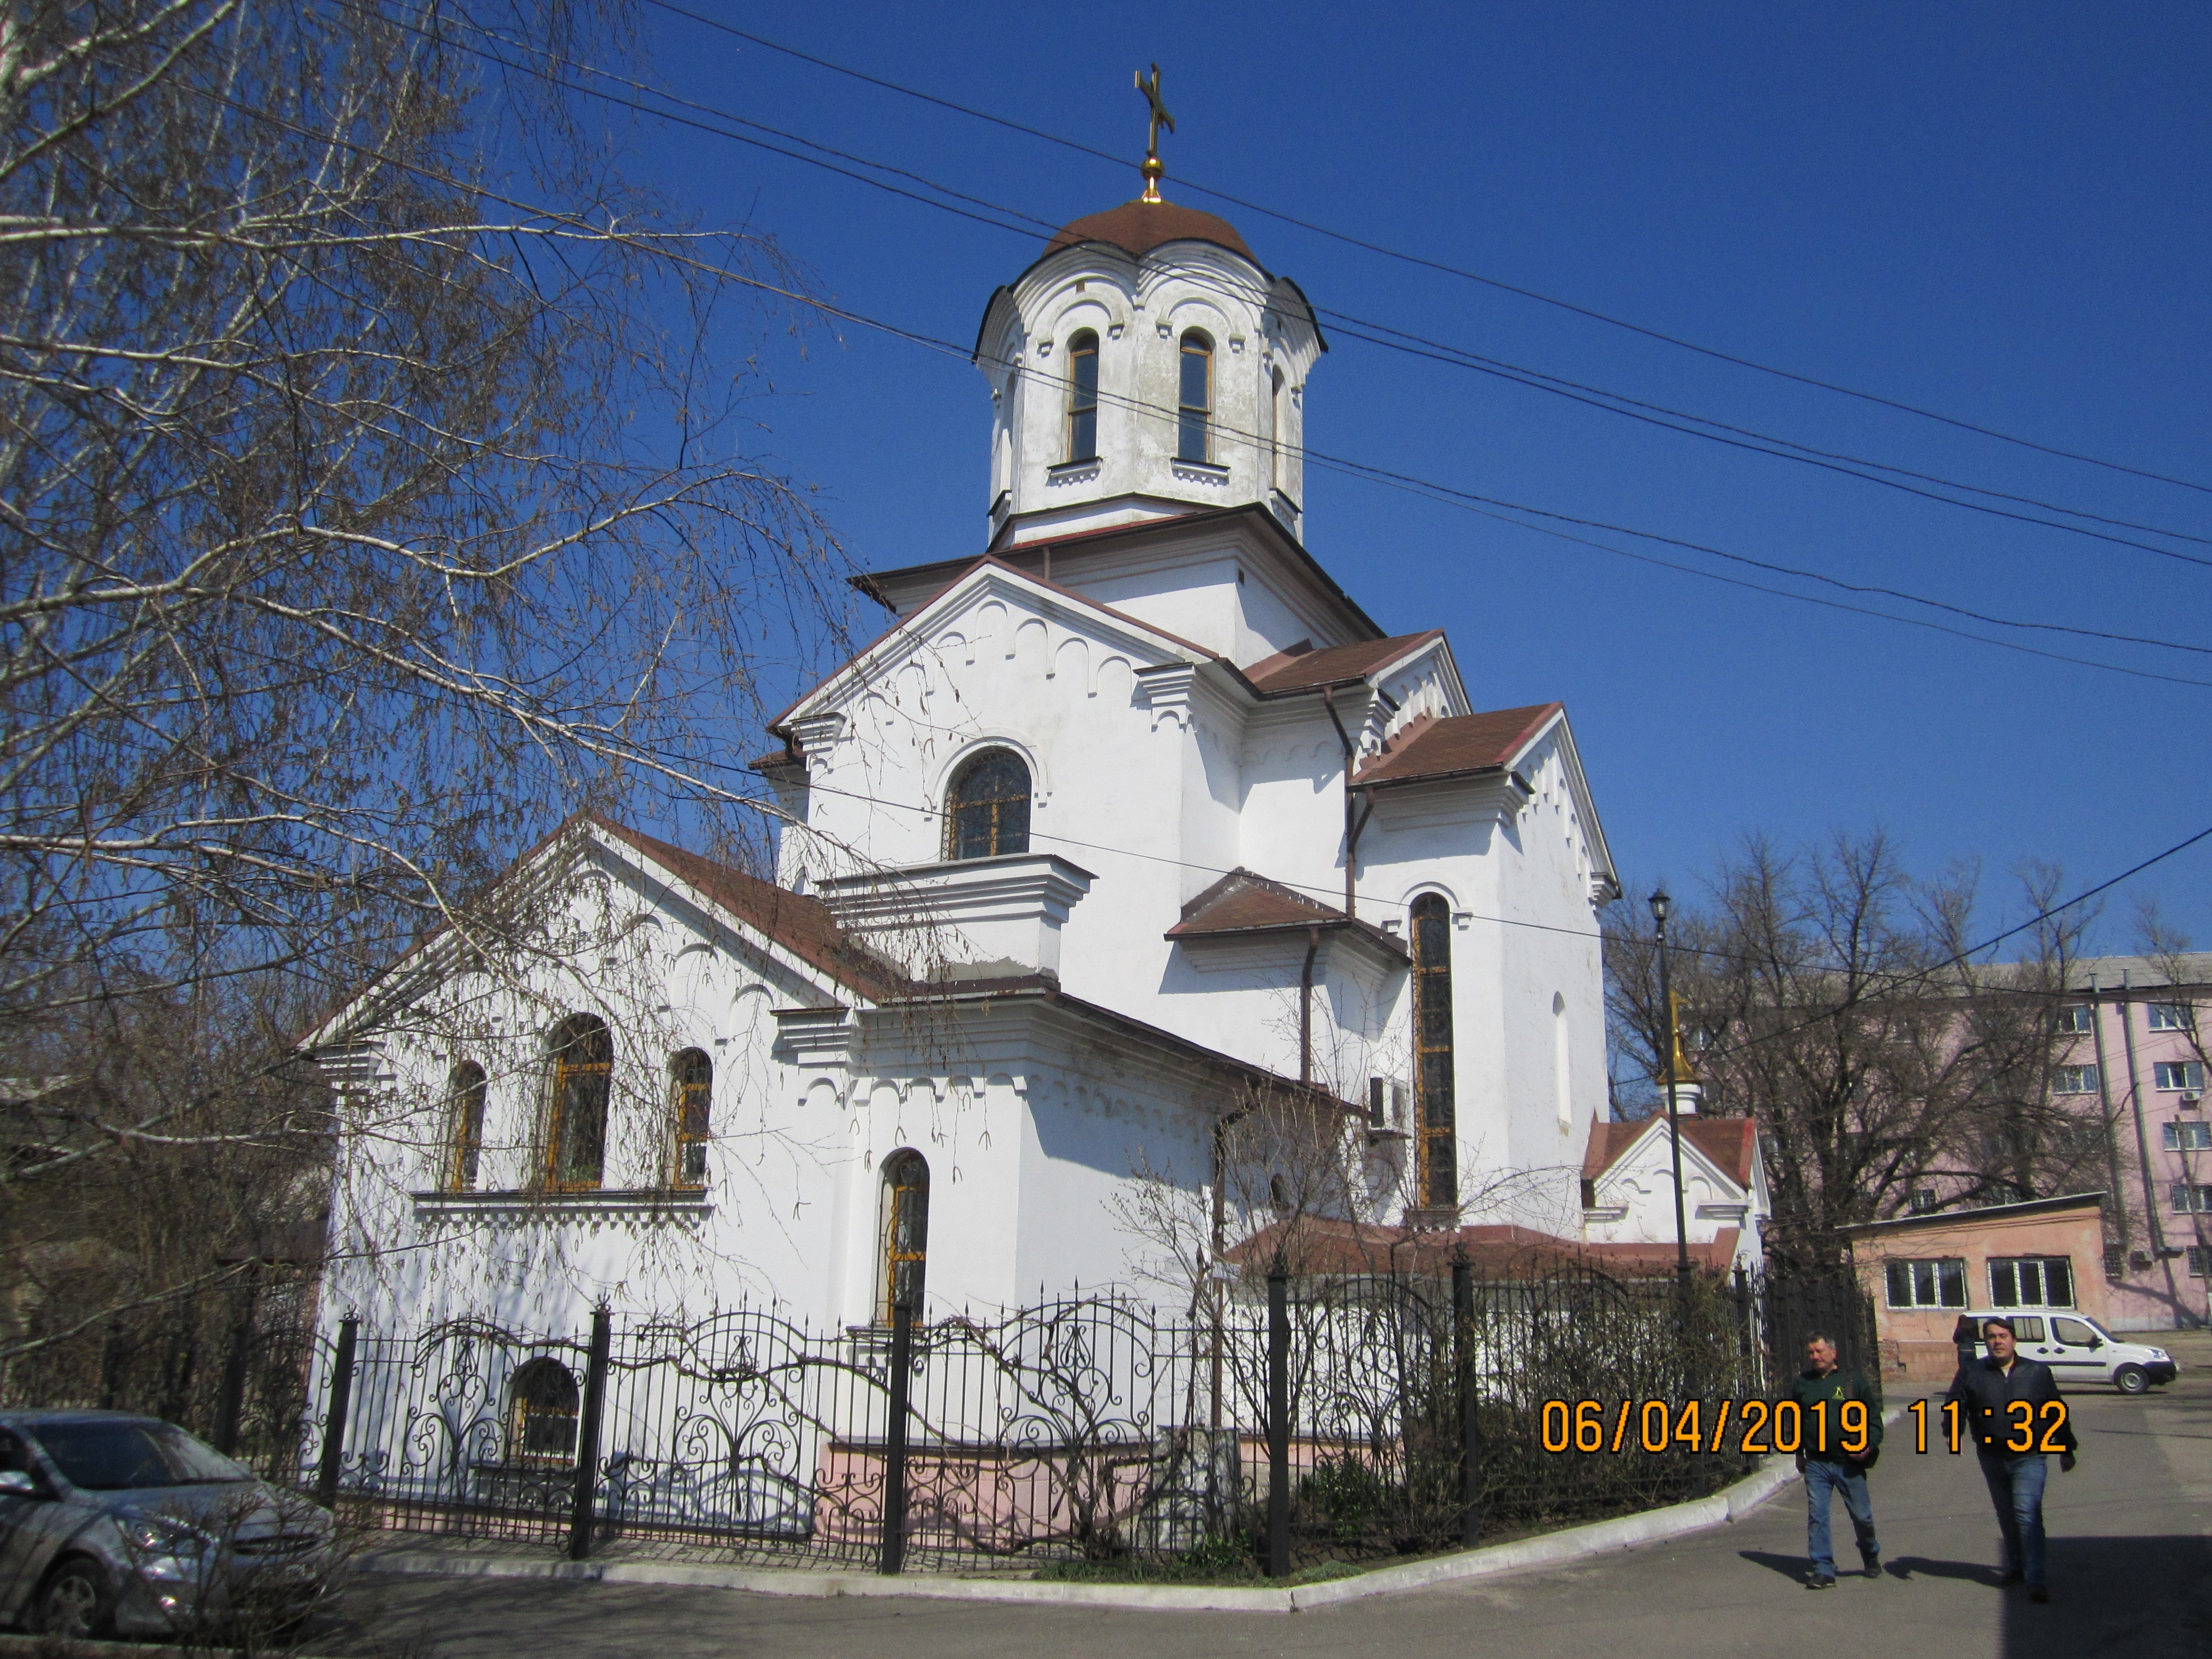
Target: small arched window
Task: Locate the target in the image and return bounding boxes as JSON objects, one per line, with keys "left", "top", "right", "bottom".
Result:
{"left": 445, "top": 1061, "right": 487, "bottom": 1192}
{"left": 880, "top": 1150, "right": 930, "bottom": 1320}
{"left": 544, "top": 1013, "right": 612, "bottom": 1190}
{"left": 1411, "top": 894, "right": 1457, "bottom": 1208}
{"left": 1067, "top": 330, "right": 1099, "bottom": 462}
{"left": 507, "top": 1357, "right": 580, "bottom": 1465}
{"left": 1269, "top": 366, "right": 1288, "bottom": 492}
{"left": 1177, "top": 330, "right": 1213, "bottom": 463}
{"left": 669, "top": 1048, "right": 712, "bottom": 1188}
{"left": 945, "top": 748, "right": 1031, "bottom": 860}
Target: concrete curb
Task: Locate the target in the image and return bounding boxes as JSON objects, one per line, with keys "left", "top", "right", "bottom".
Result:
{"left": 364, "top": 1448, "right": 1818, "bottom": 1614}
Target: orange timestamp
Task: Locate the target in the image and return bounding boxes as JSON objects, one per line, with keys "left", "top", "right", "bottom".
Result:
{"left": 1535, "top": 1397, "right": 2069, "bottom": 1456}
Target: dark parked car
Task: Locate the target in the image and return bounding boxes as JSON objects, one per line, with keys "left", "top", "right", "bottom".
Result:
{"left": 0, "top": 1410, "right": 335, "bottom": 1639}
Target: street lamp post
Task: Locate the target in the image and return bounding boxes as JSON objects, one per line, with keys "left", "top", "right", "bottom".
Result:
{"left": 1650, "top": 886, "right": 1692, "bottom": 1282}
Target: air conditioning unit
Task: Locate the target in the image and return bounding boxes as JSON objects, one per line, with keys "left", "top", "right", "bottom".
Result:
{"left": 2181, "top": 1092, "right": 2202, "bottom": 1111}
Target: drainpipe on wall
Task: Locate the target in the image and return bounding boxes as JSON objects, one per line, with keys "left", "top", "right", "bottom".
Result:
{"left": 2119, "top": 970, "right": 2168, "bottom": 1258}
{"left": 2088, "top": 974, "right": 2131, "bottom": 1261}
{"left": 1299, "top": 925, "right": 1321, "bottom": 1084}
{"left": 1321, "top": 688, "right": 1374, "bottom": 919}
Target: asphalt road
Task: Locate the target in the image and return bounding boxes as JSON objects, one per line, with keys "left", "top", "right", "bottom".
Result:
{"left": 321, "top": 1337, "right": 2211, "bottom": 1659}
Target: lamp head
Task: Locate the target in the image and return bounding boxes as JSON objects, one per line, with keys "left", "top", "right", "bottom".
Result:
{"left": 1648, "top": 886, "right": 1672, "bottom": 926}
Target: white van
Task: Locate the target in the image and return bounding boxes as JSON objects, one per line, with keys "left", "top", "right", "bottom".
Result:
{"left": 1951, "top": 1310, "right": 2179, "bottom": 1394}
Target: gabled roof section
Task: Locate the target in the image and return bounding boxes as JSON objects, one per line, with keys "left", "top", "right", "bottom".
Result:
{"left": 1582, "top": 1115, "right": 1760, "bottom": 1191}
{"left": 590, "top": 819, "right": 914, "bottom": 1003}
{"left": 1166, "top": 867, "right": 1407, "bottom": 960}
{"left": 775, "top": 555, "right": 1214, "bottom": 732}
{"left": 1244, "top": 630, "right": 1444, "bottom": 694}
{"left": 1354, "top": 704, "right": 1563, "bottom": 788}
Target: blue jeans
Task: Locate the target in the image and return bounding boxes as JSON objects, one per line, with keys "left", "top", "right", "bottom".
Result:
{"left": 1976, "top": 1451, "right": 2049, "bottom": 1587}
{"left": 1803, "top": 1458, "right": 1878, "bottom": 1578}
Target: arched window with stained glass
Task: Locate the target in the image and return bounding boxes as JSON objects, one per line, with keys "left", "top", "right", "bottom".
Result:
{"left": 945, "top": 748, "right": 1031, "bottom": 860}
{"left": 1410, "top": 894, "right": 1457, "bottom": 1209}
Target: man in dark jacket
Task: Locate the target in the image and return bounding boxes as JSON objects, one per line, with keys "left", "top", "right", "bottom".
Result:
{"left": 1943, "top": 1315, "right": 2078, "bottom": 1603}
{"left": 1789, "top": 1332, "right": 1884, "bottom": 1587}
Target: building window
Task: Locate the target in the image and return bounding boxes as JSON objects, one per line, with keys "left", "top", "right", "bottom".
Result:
{"left": 669, "top": 1049, "right": 712, "bottom": 1187}
{"left": 2147, "top": 1003, "right": 2194, "bottom": 1032}
{"left": 506, "top": 1357, "right": 580, "bottom": 1465}
{"left": 1885, "top": 1258, "right": 1966, "bottom": 1308}
{"left": 1989, "top": 1256, "right": 2074, "bottom": 1308}
{"left": 1177, "top": 330, "right": 1212, "bottom": 463}
{"left": 945, "top": 748, "right": 1031, "bottom": 860}
{"left": 2172, "top": 1183, "right": 2212, "bottom": 1213}
{"left": 2055, "top": 1005, "right": 2093, "bottom": 1034}
{"left": 1411, "top": 892, "right": 1457, "bottom": 1209}
{"left": 446, "top": 1061, "right": 487, "bottom": 1192}
{"left": 2164, "top": 1120, "right": 2212, "bottom": 1152}
{"left": 2188, "top": 1246, "right": 2210, "bottom": 1278}
{"left": 1066, "top": 330, "right": 1099, "bottom": 462}
{"left": 2051, "top": 1064, "right": 2099, "bottom": 1094}
{"left": 1909, "top": 1187, "right": 1939, "bottom": 1215}
{"left": 1269, "top": 365, "right": 1287, "bottom": 491}
{"left": 880, "top": 1149, "right": 930, "bottom": 1321}
{"left": 2154, "top": 1060, "right": 2204, "bottom": 1092}
{"left": 543, "top": 1013, "right": 613, "bottom": 1190}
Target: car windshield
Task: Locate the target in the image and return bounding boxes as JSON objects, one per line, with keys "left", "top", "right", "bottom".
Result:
{"left": 30, "top": 1421, "right": 252, "bottom": 1490}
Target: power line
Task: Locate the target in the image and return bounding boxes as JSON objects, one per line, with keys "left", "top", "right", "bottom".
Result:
{"left": 644, "top": 0, "right": 2212, "bottom": 501}
{"left": 193, "top": 28, "right": 2212, "bottom": 686}
{"left": 458, "top": 11, "right": 2212, "bottom": 582}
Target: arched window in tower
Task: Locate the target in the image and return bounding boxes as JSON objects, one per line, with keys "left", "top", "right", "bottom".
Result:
{"left": 1067, "top": 330, "right": 1099, "bottom": 462}
{"left": 669, "top": 1048, "right": 712, "bottom": 1188}
{"left": 543, "top": 1013, "right": 612, "bottom": 1190}
{"left": 879, "top": 1149, "right": 930, "bottom": 1320}
{"left": 1177, "top": 330, "right": 1213, "bottom": 463}
{"left": 945, "top": 748, "right": 1031, "bottom": 860}
{"left": 1269, "top": 366, "right": 1287, "bottom": 493}
{"left": 1410, "top": 895, "right": 1458, "bottom": 1209}
{"left": 445, "top": 1061, "right": 487, "bottom": 1192}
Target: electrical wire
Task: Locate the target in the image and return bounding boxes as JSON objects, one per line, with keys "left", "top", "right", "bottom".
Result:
{"left": 641, "top": 0, "right": 2212, "bottom": 501}
{"left": 448, "top": 9, "right": 2212, "bottom": 584}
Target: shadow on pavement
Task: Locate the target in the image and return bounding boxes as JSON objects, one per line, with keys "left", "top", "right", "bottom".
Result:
{"left": 1883, "top": 1555, "right": 2005, "bottom": 1586}
{"left": 1997, "top": 1535, "right": 2212, "bottom": 1659}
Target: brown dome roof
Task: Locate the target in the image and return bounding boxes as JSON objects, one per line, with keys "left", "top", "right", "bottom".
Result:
{"left": 1043, "top": 198, "right": 1258, "bottom": 265}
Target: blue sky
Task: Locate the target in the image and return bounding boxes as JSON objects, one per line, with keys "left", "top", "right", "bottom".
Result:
{"left": 611, "top": 1, "right": 2212, "bottom": 951}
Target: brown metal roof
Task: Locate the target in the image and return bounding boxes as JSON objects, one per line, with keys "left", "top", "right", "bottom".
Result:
{"left": 593, "top": 818, "right": 916, "bottom": 1003}
{"left": 1581, "top": 1116, "right": 1759, "bottom": 1188}
{"left": 1243, "top": 630, "right": 1442, "bottom": 694}
{"left": 1165, "top": 868, "right": 1407, "bottom": 960}
{"left": 1226, "top": 1216, "right": 1744, "bottom": 1278}
{"left": 1352, "top": 704, "right": 1562, "bottom": 788}
{"left": 1044, "top": 199, "right": 1257, "bottom": 264}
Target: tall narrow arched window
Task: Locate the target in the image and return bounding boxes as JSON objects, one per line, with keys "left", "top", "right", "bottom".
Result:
{"left": 880, "top": 1150, "right": 930, "bottom": 1320}
{"left": 445, "top": 1061, "right": 487, "bottom": 1192}
{"left": 1269, "top": 366, "right": 1287, "bottom": 492}
{"left": 1177, "top": 330, "right": 1213, "bottom": 463}
{"left": 669, "top": 1048, "right": 712, "bottom": 1188}
{"left": 544, "top": 1013, "right": 612, "bottom": 1190}
{"left": 1067, "top": 330, "right": 1099, "bottom": 462}
{"left": 1410, "top": 894, "right": 1457, "bottom": 1208}
{"left": 507, "top": 1357, "right": 580, "bottom": 1465}
{"left": 945, "top": 748, "right": 1031, "bottom": 860}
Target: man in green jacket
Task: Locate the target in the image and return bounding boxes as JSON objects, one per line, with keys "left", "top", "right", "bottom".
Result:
{"left": 1789, "top": 1332, "right": 1884, "bottom": 1588}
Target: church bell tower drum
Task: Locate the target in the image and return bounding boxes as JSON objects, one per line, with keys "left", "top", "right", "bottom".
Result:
{"left": 972, "top": 136, "right": 1324, "bottom": 550}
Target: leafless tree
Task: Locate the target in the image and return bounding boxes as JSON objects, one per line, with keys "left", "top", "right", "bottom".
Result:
{"left": 0, "top": 0, "right": 862, "bottom": 1374}
{"left": 1605, "top": 832, "right": 2097, "bottom": 1258}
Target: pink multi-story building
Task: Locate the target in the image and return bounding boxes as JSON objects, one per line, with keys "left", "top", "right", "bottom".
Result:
{"left": 2045, "top": 954, "right": 2210, "bottom": 1330}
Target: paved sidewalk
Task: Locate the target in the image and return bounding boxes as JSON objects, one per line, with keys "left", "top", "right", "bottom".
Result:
{"left": 320, "top": 1348, "right": 2211, "bottom": 1659}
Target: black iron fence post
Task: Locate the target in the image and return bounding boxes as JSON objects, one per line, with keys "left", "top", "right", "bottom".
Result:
{"left": 880, "top": 1297, "right": 914, "bottom": 1575}
{"left": 1453, "top": 1258, "right": 1479, "bottom": 1548}
{"left": 567, "top": 1307, "right": 613, "bottom": 1562}
{"left": 1266, "top": 1261, "right": 1289, "bottom": 1578}
{"left": 212, "top": 1265, "right": 262, "bottom": 1457}
{"left": 313, "top": 1315, "right": 357, "bottom": 1509}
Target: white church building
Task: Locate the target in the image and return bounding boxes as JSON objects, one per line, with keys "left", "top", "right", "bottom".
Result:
{"left": 310, "top": 185, "right": 1763, "bottom": 1337}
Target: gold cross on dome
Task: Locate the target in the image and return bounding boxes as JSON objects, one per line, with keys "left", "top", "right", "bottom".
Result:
{"left": 1135, "top": 63, "right": 1175, "bottom": 202}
